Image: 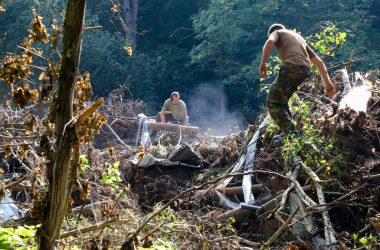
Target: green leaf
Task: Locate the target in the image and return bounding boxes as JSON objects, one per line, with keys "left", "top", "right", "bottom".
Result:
{"left": 0, "top": 243, "right": 13, "bottom": 250}
{"left": 15, "top": 226, "right": 35, "bottom": 237}
{"left": 0, "top": 227, "right": 25, "bottom": 246}
{"left": 113, "top": 161, "right": 120, "bottom": 168}
{"left": 80, "top": 155, "right": 89, "bottom": 165}
{"left": 359, "top": 237, "right": 368, "bottom": 245}
{"left": 352, "top": 233, "right": 358, "bottom": 241}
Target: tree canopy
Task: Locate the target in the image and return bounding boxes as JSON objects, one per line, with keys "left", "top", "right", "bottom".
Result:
{"left": 0, "top": 0, "right": 379, "bottom": 122}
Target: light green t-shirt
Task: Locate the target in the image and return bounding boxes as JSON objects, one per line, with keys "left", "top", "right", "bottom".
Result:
{"left": 162, "top": 99, "right": 187, "bottom": 121}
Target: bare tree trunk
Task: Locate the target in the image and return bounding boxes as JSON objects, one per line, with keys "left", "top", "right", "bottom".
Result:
{"left": 122, "top": 0, "right": 138, "bottom": 49}
{"left": 37, "top": 0, "right": 86, "bottom": 249}
{"left": 216, "top": 45, "right": 227, "bottom": 117}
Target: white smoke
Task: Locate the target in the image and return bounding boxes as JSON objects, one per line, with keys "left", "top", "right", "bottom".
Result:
{"left": 187, "top": 82, "right": 245, "bottom": 136}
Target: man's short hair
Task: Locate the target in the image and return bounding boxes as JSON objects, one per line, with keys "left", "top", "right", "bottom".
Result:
{"left": 170, "top": 91, "right": 180, "bottom": 100}
{"left": 268, "top": 23, "right": 285, "bottom": 37}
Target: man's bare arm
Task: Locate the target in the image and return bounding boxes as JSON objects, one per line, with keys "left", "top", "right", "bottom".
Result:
{"left": 307, "top": 46, "right": 336, "bottom": 97}
{"left": 183, "top": 114, "right": 188, "bottom": 126}
{"left": 259, "top": 34, "right": 278, "bottom": 78}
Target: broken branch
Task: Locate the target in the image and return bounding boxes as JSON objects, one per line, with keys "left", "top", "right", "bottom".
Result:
{"left": 77, "top": 98, "right": 104, "bottom": 124}
{"left": 261, "top": 208, "right": 299, "bottom": 250}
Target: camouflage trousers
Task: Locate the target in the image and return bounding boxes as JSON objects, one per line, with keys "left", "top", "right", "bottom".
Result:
{"left": 267, "top": 64, "right": 310, "bottom": 133}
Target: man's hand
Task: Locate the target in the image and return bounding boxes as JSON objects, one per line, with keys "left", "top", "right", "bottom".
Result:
{"left": 324, "top": 83, "right": 336, "bottom": 98}
{"left": 183, "top": 115, "right": 189, "bottom": 126}
{"left": 159, "top": 111, "right": 166, "bottom": 123}
{"left": 259, "top": 63, "right": 267, "bottom": 78}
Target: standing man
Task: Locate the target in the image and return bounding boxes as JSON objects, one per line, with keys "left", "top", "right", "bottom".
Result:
{"left": 157, "top": 91, "right": 189, "bottom": 126}
{"left": 259, "top": 23, "right": 336, "bottom": 133}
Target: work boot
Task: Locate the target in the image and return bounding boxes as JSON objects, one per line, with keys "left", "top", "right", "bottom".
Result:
{"left": 272, "top": 132, "right": 285, "bottom": 147}
{"left": 272, "top": 132, "right": 285, "bottom": 140}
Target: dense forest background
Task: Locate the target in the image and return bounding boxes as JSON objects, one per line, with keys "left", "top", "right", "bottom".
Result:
{"left": 1, "top": 0, "right": 379, "bottom": 126}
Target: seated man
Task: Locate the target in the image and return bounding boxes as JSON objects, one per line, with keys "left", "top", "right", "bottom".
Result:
{"left": 157, "top": 91, "right": 188, "bottom": 126}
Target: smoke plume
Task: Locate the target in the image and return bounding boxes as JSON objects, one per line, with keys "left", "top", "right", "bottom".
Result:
{"left": 187, "top": 83, "right": 245, "bottom": 136}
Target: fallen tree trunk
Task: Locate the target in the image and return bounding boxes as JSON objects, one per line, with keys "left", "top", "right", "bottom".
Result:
{"left": 216, "top": 184, "right": 265, "bottom": 196}
{"left": 217, "top": 207, "right": 252, "bottom": 224}
{"left": 114, "top": 119, "right": 199, "bottom": 135}
{"left": 148, "top": 122, "right": 199, "bottom": 134}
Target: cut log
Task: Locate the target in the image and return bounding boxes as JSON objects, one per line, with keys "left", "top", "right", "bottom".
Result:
{"left": 217, "top": 207, "right": 253, "bottom": 224}
{"left": 148, "top": 122, "right": 199, "bottom": 135}
{"left": 114, "top": 119, "right": 199, "bottom": 135}
{"left": 204, "top": 184, "right": 266, "bottom": 200}
{"left": 216, "top": 184, "right": 265, "bottom": 196}
{"left": 114, "top": 119, "right": 138, "bottom": 129}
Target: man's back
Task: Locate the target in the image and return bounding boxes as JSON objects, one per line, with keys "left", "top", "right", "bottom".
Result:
{"left": 272, "top": 29, "right": 311, "bottom": 67}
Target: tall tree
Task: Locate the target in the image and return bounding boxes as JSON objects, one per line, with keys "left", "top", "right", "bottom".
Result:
{"left": 122, "top": 0, "right": 138, "bottom": 49}
{"left": 37, "top": 0, "right": 86, "bottom": 248}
